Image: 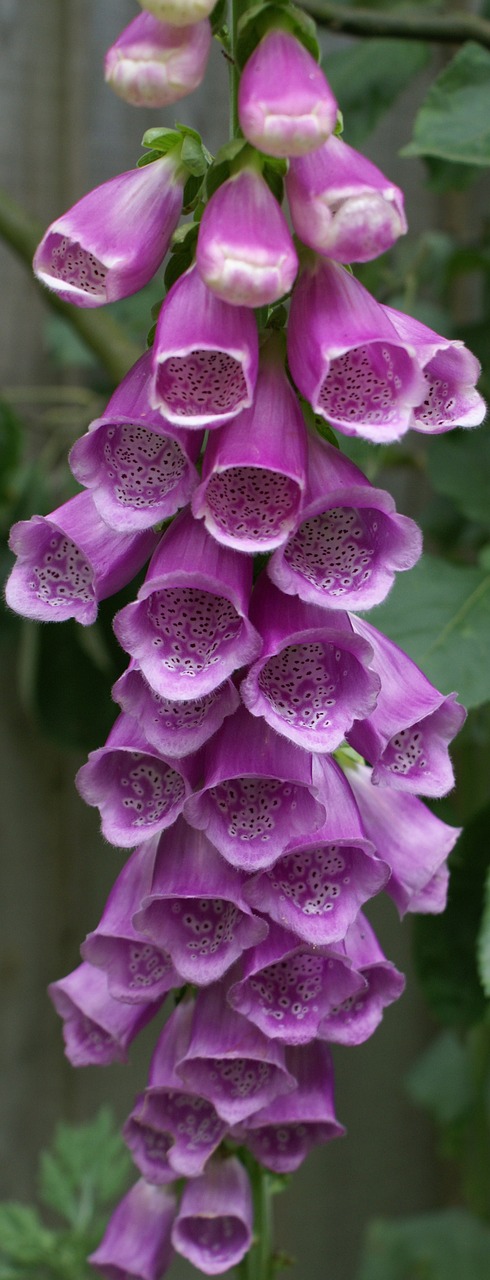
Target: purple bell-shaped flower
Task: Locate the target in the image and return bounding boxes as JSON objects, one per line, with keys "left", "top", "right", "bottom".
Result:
{"left": 238, "top": 29, "right": 338, "bottom": 157}
{"left": 105, "top": 11, "right": 211, "bottom": 109}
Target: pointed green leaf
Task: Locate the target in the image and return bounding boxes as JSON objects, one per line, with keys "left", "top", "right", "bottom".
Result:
{"left": 38, "top": 1109, "right": 132, "bottom": 1227}
{"left": 402, "top": 42, "right": 490, "bottom": 166}
{"left": 0, "top": 1205, "right": 54, "bottom": 1266}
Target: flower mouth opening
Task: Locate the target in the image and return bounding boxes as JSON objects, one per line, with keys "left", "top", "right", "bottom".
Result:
{"left": 155, "top": 349, "right": 248, "bottom": 420}
{"left": 319, "top": 342, "right": 409, "bottom": 427}
{"left": 283, "top": 506, "right": 377, "bottom": 596}
{"left": 204, "top": 467, "right": 301, "bottom": 548}
{"left": 43, "top": 232, "right": 108, "bottom": 299}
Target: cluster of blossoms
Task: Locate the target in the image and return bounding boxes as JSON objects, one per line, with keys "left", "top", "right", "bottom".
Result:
{"left": 7, "top": 1, "right": 486, "bottom": 1276}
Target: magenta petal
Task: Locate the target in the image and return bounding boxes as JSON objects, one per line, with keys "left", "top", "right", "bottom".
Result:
{"left": 134, "top": 816, "right": 269, "bottom": 985}
{"left": 151, "top": 264, "right": 259, "bottom": 427}
{"left": 81, "top": 842, "right": 178, "bottom": 1002}
{"left": 319, "top": 914, "right": 405, "bottom": 1046}
{"left": 384, "top": 305, "right": 486, "bottom": 432}
{"left": 192, "top": 334, "right": 307, "bottom": 551}
{"left": 33, "top": 154, "right": 184, "bottom": 307}
{"left": 286, "top": 135, "right": 407, "bottom": 262}
{"left": 6, "top": 491, "right": 157, "bottom": 625}
{"left": 346, "top": 760, "right": 460, "bottom": 915}
{"left": 171, "top": 1156, "right": 252, "bottom": 1275}
{"left": 184, "top": 705, "right": 327, "bottom": 871}
{"left": 177, "top": 984, "right": 296, "bottom": 1124}
{"left": 241, "top": 577, "right": 380, "bottom": 753}
{"left": 105, "top": 12, "right": 211, "bottom": 109}
{"left": 196, "top": 168, "right": 298, "bottom": 308}
{"left": 287, "top": 258, "right": 426, "bottom": 442}
{"left": 236, "top": 1041, "right": 344, "bottom": 1172}
{"left": 113, "top": 662, "right": 240, "bottom": 757}
{"left": 244, "top": 756, "right": 389, "bottom": 945}
{"left": 238, "top": 29, "right": 337, "bottom": 157}
{"left": 48, "top": 962, "right": 160, "bottom": 1066}
{"left": 268, "top": 432, "right": 422, "bottom": 611}
{"left": 70, "top": 350, "right": 202, "bottom": 532}
{"left": 75, "top": 713, "right": 193, "bottom": 847}
{"left": 113, "top": 508, "right": 261, "bottom": 700}
{"left": 348, "top": 616, "right": 466, "bottom": 797}
{"left": 88, "top": 1179, "right": 177, "bottom": 1280}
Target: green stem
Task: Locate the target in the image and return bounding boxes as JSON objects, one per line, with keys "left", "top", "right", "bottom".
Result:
{"left": 0, "top": 187, "right": 140, "bottom": 384}
{"left": 302, "top": 1, "right": 490, "bottom": 48}
{"left": 236, "top": 1156, "right": 275, "bottom": 1280}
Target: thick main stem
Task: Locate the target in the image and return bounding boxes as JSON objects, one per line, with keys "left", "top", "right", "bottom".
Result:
{"left": 237, "top": 1156, "right": 275, "bottom": 1280}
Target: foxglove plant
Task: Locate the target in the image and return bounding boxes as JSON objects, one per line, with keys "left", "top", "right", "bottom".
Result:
{"left": 11, "top": 0, "right": 486, "bottom": 1274}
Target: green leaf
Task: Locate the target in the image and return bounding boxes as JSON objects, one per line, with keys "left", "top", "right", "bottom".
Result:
{"left": 141, "top": 127, "right": 180, "bottom": 153}
{"left": 0, "top": 1205, "right": 54, "bottom": 1266}
{"left": 477, "top": 865, "right": 490, "bottom": 997}
{"left": 405, "top": 1031, "right": 474, "bottom": 1127}
{"left": 38, "top": 1108, "right": 132, "bottom": 1229}
{"left": 412, "top": 803, "right": 490, "bottom": 1027}
{"left": 367, "top": 555, "right": 490, "bottom": 710}
{"left": 357, "top": 1208, "right": 490, "bottom": 1280}
{"left": 180, "top": 134, "right": 209, "bottom": 177}
{"left": 323, "top": 38, "right": 429, "bottom": 147}
{"left": 402, "top": 42, "right": 490, "bottom": 166}
{"left": 425, "top": 430, "right": 490, "bottom": 530}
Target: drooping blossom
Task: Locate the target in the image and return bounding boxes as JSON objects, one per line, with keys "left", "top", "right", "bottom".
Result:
{"left": 75, "top": 713, "right": 197, "bottom": 847}
{"left": 244, "top": 755, "right": 389, "bottom": 945}
{"left": 124, "top": 1000, "right": 228, "bottom": 1181}
{"left": 196, "top": 167, "right": 298, "bottom": 307}
{"left": 319, "top": 914, "right": 405, "bottom": 1046}
{"left": 234, "top": 1040, "right": 344, "bottom": 1172}
{"left": 287, "top": 257, "right": 426, "bottom": 442}
{"left": 113, "top": 661, "right": 239, "bottom": 758}
{"left": 348, "top": 615, "right": 466, "bottom": 796}
{"left": 286, "top": 134, "right": 407, "bottom": 262}
{"left": 241, "top": 577, "right": 380, "bottom": 754}
{"left": 113, "top": 508, "right": 261, "bottom": 701}
{"left": 5, "top": 490, "right": 157, "bottom": 625}
{"left": 176, "top": 984, "right": 296, "bottom": 1124}
{"left": 228, "top": 919, "right": 365, "bottom": 1045}
{"left": 191, "top": 333, "right": 307, "bottom": 551}
{"left": 150, "top": 264, "right": 259, "bottom": 427}
{"left": 133, "top": 817, "right": 269, "bottom": 985}
{"left": 184, "top": 705, "right": 327, "bottom": 871}
{"left": 268, "top": 431, "right": 422, "bottom": 611}
{"left": 105, "top": 12, "right": 211, "bottom": 108}
{"left": 88, "top": 1179, "right": 177, "bottom": 1280}
{"left": 69, "top": 350, "right": 202, "bottom": 532}
{"left": 346, "top": 760, "right": 460, "bottom": 914}
{"left": 384, "top": 304, "right": 486, "bottom": 432}
{"left": 81, "top": 841, "right": 179, "bottom": 1003}
{"left": 238, "top": 29, "right": 338, "bottom": 157}
{"left": 171, "top": 1156, "right": 253, "bottom": 1275}
{"left": 48, "top": 962, "right": 160, "bottom": 1067}
{"left": 33, "top": 154, "right": 185, "bottom": 307}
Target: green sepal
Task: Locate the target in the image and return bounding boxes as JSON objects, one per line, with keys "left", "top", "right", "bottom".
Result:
{"left": 236, "top": 3, "right": 320, "bottom": 72}
{"left": 210, "top": 0, "right": 228, "bottom": 36}
{"left": 137, "top": 148, "right": 164, "bottom": 168}
{"left": 205, "top": 138, "right": 249, "bottom": 199}
{"left": 299, "top": 397, "right": 339, "bottom": 448}
{"left": 141, "top": 127, "right": 182, "bottom": 154}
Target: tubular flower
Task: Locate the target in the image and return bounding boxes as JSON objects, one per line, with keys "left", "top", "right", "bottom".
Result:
{"left": 69, "top": 350, "right": 202, "bottom": 532}
{"left": 48, "top": 962, "right": 161, "bottom": 1067}
{"left": 191, "top": 333, "right": 307, "bottom": 552}
{"left": 112, "top": 662, "right": 240, "bottom": 758}
{"left": 196, "top": 167, "right": 298, "bottom": 308}
{"left": 113, "top": 508, "right": 261, "bottom": 701}
{"left": 105, "top": 12, "right": 211, "bottom": 109}
{"left": 348, "top": 616, "right": 466, "bottom": 797}
{"left": 80, "top": 842, "right": 179, "bottom": 1003}
{"left": 150, "top": 264, "right": 259, "bottom": 427}
{"left": 5, "top": 490, "right": 157, "bottom": 625}
{"left": 234, "top": 1041, "right": 344, "bottom": 1172}
{"left": 88, "top": 1179, "right": 177, "bottom": 1280}
{"left": 75, "top": 713, "right": 196, "bottom": 848}
{"left": 243, "top": 755, "right": 389, "bottom": 946}
{"left": 268, "top": 431, "right": 422, "bottom": 612}
{"left": 346, "top": 761, "right": 460, "bottom": 915}
{"left": 287, "top": 257, "right": 426, "bottom": 442}
{"left": 123, "top": 1002, "right": 228, "bottom": 1181}
{"left": 171, "top": 1156, "right": 253, "bottom": 1275}
{"left": 184, "top": 705, "right": 327, "bottom": 872}
{"left": 241, "top": 576, "right": 380, "bottom": 754}
{"left": 238, "top": 29, "right": 338, "bottom": 157}
{"left": 286, "top": 134, "right": 407, "bottom": 262}
{"left": 33, "top": 154, "right": 185, "bottom": 307}
{"left": 319, "top": 914, "right": 405, "bottom": 1046}
{"left": 133, "top": 816, "right": 269, "bottom": 986}
{"left": 384, "top": 304, "right": 486, "bottom": 432}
